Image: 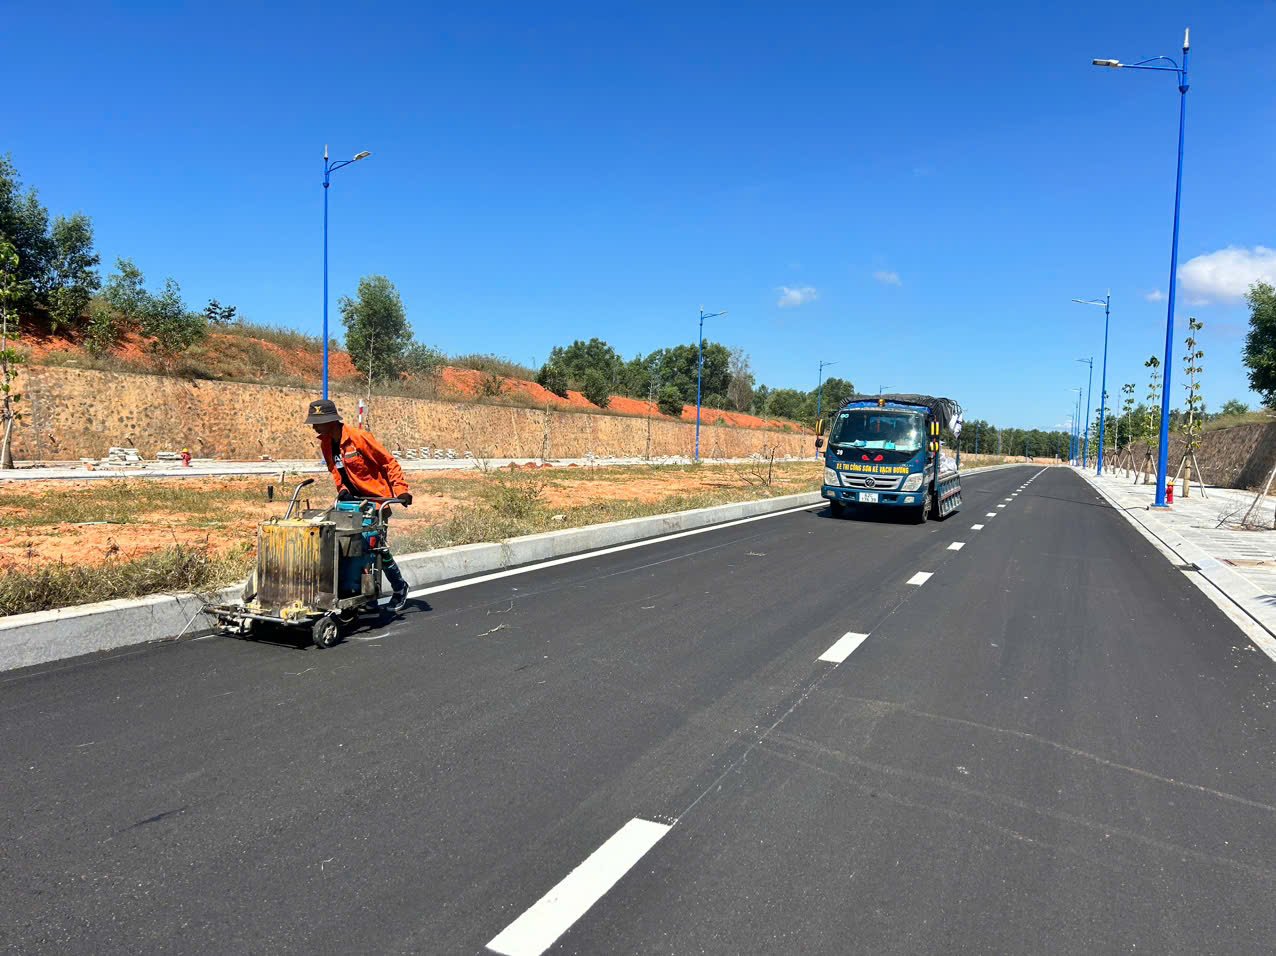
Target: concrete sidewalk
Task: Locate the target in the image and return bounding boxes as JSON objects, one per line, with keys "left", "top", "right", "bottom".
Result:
{"left": 1079, "top": 465, "right": 1276, "bottom": 658}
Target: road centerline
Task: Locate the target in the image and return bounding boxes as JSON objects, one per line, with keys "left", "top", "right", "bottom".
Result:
{"left": 486, "top": 818, "right": 672, "bottom": 956}
{"left": 818, "top": 632, "right": 871, "bottom": 664}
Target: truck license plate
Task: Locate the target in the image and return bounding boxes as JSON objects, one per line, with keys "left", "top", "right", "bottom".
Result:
{"left": 859, "top": 492, "right": 879, "bottom": 503}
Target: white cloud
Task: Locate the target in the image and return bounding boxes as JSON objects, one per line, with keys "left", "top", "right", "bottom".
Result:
{"left": 873, "top": 270, "right": 902, "bottom": 287}
{"left": 777, "top": 286, "right": 818, "bottom": 308}
{"left": 1178, "top": 245, "right": 1276, "bottom": 302}
{"left": 1144, "top": 289, "right": 1165, "bottom": 302}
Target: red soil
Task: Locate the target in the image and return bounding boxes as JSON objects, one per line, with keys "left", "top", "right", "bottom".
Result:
{"left": 19, "top": 321, "right": 799, "bottom": 433}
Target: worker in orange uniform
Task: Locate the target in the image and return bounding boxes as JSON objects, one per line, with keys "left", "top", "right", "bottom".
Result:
{"left": 304, "top": 398, "right": 413, "bottom": 610}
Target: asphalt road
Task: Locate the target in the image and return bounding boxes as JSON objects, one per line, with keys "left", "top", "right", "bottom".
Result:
{"left": 3, "top": 466, "right": 1275, "bottom": 955}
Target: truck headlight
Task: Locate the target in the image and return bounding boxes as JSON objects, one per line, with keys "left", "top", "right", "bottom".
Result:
{"left": 901, "top": 472, "right": 924, "bottom": 492}
{"left": 824, "top": 468, "right": 841, "bottom": 486}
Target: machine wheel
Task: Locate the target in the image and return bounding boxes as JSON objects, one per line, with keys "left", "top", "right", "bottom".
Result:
{"left": 312, "top": 616, "right": 341, "bottom": 649}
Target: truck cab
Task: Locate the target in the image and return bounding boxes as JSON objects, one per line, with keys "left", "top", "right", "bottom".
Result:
{"left": 818, "top": 395, "right": 962, "bottom": 522}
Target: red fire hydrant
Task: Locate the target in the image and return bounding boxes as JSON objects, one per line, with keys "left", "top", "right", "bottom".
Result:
{"left": 1166, "top": 478, "right": 1175, "bottom": 504}
{"left": 180, "top": 448, "right": 192, "bottom": 468}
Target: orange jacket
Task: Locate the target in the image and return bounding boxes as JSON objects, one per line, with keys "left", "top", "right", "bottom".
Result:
{"left": 319, "top": 425, "right": 410, "bottom": 500}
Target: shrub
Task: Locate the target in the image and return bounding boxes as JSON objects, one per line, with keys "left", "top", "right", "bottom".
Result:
{"left": 536, "top": 361, "right": 570, "bottom": 398}
{"left": 478, "top": 371, "right": 506, "bottom": 397}
{"left": 83, "top": 304, "right": 125, "bottom": 356}
{"left": 480, "top": 473, "right": 547, "bottom": 519}
{"left": 449, "top": 353, "right": 537, "bottom": 381}
{"left": 657, "top": 384, "right": 684, "bottom": 417}
{"left": 581, "top": 369, "right": 611, "bottom": 408}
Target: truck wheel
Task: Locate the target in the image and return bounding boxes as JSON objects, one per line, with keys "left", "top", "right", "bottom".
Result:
{"left": 312, "top": 616, "right": 341, "bottom": 649}
{"left": 829, "top": 500, "right": 845, "bottom": 518}
{"left": 913, "top": 492, "right": 931, "bottom": 524}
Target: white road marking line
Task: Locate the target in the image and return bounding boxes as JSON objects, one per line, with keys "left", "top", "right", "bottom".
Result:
{"left": 972, "top": 524, "right": 985, "bottom": 530}
{"left": 907, "top": 571, "right": 933, "bottom": 586}
{"left": 1005, "top": 497, "right": 1013, "bottom": 501}
{"left": 948, "top": 542, "right": 965, "bottom": 551}
{"left": 819, "top": 632, "right": 871, "bottom": 663}
{"left": 486, "top": 818, "right": 672, "bottom": 956}
{"left": 407, "top": 502, "right": 822, "bottom": 598}
{"left": 997, "top": 504, "right": 1006, "bottom": 508}
{"left": 986, "top": 512, "right": 996, "bottom": 517}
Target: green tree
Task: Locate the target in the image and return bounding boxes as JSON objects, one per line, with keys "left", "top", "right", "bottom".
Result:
{"left": 0, "top": 240, "right": 22, "bottom": 468}
{"left": 0, "top": 155, "right": 54, "bottom": 310}
{"left": 657, "top": 384, "right": 684, "bottom": 418}
{"left": 339, "top": 275, "right": 412, "bottom": 383}
{"left": 536, "top": 360, "right": 570, "bottom": 398}
{"left": 752, "top": 384, "right": 771, "bottom": 416}
{"left": 815, "top": 377, "right": 857, "bottom": 417}
{"left": 402, "top": 341, "right": 444, "bottom": 378}
{"left": 767, "top": 388, "right": 810, "bottom": 422}
{"left": 140, "top": 277, "right": 205, "bottom": 357}
{"left": 1181, "top": 316, "right": 1205, "bottom": 452}
{"left": 581, "top": 368, "right": 611, "bottom": 407}
{"left": 548, "top": 338, "right": 624, "bottom": 391}
{"left": 44, "top": 213, "right": 100, "bottom": 332}
{"left": 726, "top": 347, "right": 754, "bottom": 412}
{"left": 102, "top": 257, "right": 149, "bottom": 321}
{"left": 1243, "top": 282, "right": 1276, "bottom": 409}
{"left": 1145, "top": 355, "right": 1162, "bottom": 442}
{"left": 1217, "top": 399, "right": 1250, "bottom": 418}
{"left": 203, "top": 299, "right": 238, "bottom": 326}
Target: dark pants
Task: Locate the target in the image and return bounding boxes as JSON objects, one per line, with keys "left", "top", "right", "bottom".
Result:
{"left": 379, "top": 515, "right": 407, "bottom": 592}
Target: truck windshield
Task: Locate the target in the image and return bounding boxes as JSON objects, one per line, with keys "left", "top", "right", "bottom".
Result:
{"left": 829, "top": 409, "right": 924, "bottom": 460}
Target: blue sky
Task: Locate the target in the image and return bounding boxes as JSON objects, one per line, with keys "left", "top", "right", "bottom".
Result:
{"left": 4, "top": 1, "right": 1275, "bottom": 429}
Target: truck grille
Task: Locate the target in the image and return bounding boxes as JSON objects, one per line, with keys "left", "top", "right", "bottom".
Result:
{"left": 842, "top": 474, "right": 902, "bottom": 490}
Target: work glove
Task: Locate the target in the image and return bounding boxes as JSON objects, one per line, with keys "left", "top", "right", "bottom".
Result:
{"left": 336, "top": 488, "right": 354, "bottom": 501}
{"left": 398, "top": 492, "right": 413, "bottom": 507}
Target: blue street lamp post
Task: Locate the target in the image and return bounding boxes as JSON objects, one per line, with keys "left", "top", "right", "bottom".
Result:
{"left": 1070, "top": 388, "right": 1083, "bottom": 464}
{"left": 814, "top": 360, "right": 838, "bottom": 459}
{"left": 1077, "top": 357, "right": 1094, "bottom": 468}
{"left": 815, "top": 360, "right": 838, "bottom": 422}
{"left": 322, "top": 145, "right": 372, "bottom": 399}
{"left": 1093, "top": 29, "right": 1190, "bottom": 506}
{"left": 1073, "top": 292, "right": 1111, "bottom": 474}
{"left": 694, "top": 306, "right": 727, "bottom": 462}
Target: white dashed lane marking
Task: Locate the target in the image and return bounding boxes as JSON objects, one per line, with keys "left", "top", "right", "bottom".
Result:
{"left": 972, "top": 524, "right": 985, "bottom": 530}
{"left": 487, "top": 818, "right": 673, "bottom": 956}
{"left": 819, "top": 632, "right": 871, "bottom": 664}
{"left": 907, "top": 572, "right": 933, "bottom": 586}
{"left": 948, "top": 542, "right": 965, "bottom": 551}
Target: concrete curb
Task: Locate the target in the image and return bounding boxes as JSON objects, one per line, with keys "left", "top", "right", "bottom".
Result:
{"left": 0, "top": 462, "right": 1026, "bottom": 673}
{"left": 1078, "top": 468, "right": 1276, "bottom": 653}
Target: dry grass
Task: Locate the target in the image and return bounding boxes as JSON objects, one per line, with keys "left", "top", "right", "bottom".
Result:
{"left": 0, "top": 544, "right": 249, "bottom": 617}
{"left": 0, "top": 462, "right": 821, "bottom": 615}
{"left": 1202, "top": 411, "right": 1276, "bottom": 432}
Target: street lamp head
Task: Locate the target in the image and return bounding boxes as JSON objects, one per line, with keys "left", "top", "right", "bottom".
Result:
{"left": 1092, "top": 58, "right": 1122, "bottom": 68}
{"left": 352, "top": 151, "right": 372, "bottom": 161}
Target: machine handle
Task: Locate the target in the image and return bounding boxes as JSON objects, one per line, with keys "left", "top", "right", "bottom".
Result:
{"left": 284, "top": 477, "right": 317, "bottom": 519}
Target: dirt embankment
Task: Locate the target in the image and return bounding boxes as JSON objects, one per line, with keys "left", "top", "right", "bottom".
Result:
{"left": 20, "top": 326, "right": 799, "bottom": 434}
{"left": 10, "top": 365, "right": 809, "bottom": 462}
